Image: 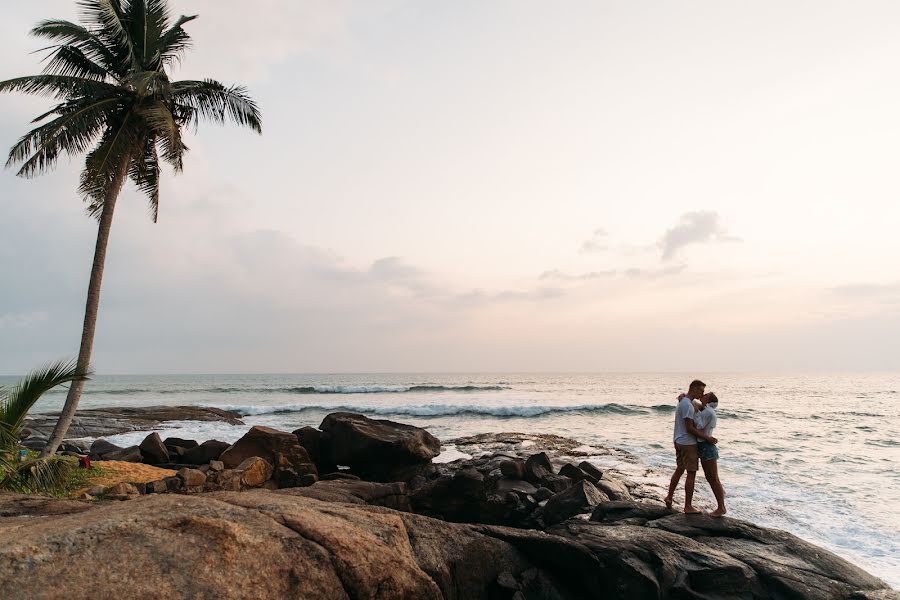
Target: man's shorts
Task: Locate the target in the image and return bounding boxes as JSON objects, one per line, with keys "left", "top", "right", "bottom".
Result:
{"left": 675, "top": 443, "right": 699, "bottom": 471}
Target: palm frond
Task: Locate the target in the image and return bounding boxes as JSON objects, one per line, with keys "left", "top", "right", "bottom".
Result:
{"left": 0, "top": 360, "right": 90, "bottom": 451}
{"left": 30, "top": 19, "right": 120, "bottom": 74}
{"left": 157, "top": 14, "right": 197, "bottom": 67}
{"left": 173, "top": 79, "right": 262, "bottom": 133}
{"left": 7, "top": 97, "right": 124, "bottom": 178}
{"left": 135, "top": 99, "right": 184, "bottom": 170}
{"left": 79, "top": 113, "right": 142, "bottom": 215}
{"left": 126, "top": 0, "right": 170, "bottom": 69}
{"left": 0, "top": 454, "right": 76, "bottom": 494}
{"left": 77, "top": 0, "right": 134, "bottom": 71}
{"left": 129, "top": 134, "right": 161, "bottom": 221}
{"left": 0, "top": 74, "right": 119, "bottom": 101}
{"left": 42, "top": 45, "right": 113, "bottom": 81}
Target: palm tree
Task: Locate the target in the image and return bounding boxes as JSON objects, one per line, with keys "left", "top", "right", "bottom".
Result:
{"left": 0, "top": 360, "right": 91, "bottom": 493}
{"left": 0, "top": 1, "right": 262, "bottom": 457}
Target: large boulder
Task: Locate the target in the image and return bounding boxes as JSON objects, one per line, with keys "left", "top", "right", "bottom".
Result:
{"left": 542, "top": 480, "right": 609, "bottom": 526}
{"left": 0, "top": 491, "right": 569, "bottom": 600}
{"left": 101, "top": 445, "right": 142, "bottom": 463}
{"left": 219, "top": 427, "right": 317, "bottom": 487}
{"left": 319, "top": 412, "right": 441, "bottom": 474}
{"left": 0, "top": 491, "right": 891, "bottom": 600}
{"left": 181, "top": 440, "right": 230, "bottom": 465}
{"left": 138, "top": 433, "right": 169, "bottom": 465}
{"left": 89, "top": 439, "right": 123, "bottom": 460}
{"left": 648, "top": 514, "right": 891, "bottom": 599}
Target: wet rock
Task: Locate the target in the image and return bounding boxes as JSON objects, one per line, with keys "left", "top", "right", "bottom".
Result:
{"left": 138, "top": 433, "right": 169, "bottom": 465}
{"left": 559, "top": 463, "right": 596, "bottom": 483}
{"left": 524, "top": 452, "right": 554, "bottom": 485}
{"left": 533, "top": 487, "right": 554, "bottom": 502}
{"left": 543, "top": 480, "right": 609, "bottom": 526}
{"left": 500, "top": 459, "right": 526, "bottom": 479}
{"left": 541, "top": 474, "right": 572, "bottom": 493}
{"left": 577, "top": 461, "right": 604, "bottom": 482}
{"left": 591, "top": 501, "right": 677, "bottom": 525}
{"left": 495, "top": 478, "right": 538, "bottom": 496}
{"left": 649, "top": 513, "right": 890, "bottom": 599}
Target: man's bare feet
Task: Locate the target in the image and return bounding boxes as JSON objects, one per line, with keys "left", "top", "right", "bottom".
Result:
{"left": 663, "top": 496, "right": 673, "bottom": 509}
{"left": 709, "top": 508, "right": 727, "bottom": 519}
{"left": 684, "top": 506, "right": 703, "bottom": 514}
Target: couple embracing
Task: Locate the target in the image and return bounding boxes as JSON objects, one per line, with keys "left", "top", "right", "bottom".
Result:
{"left": 663, "top": 379, "right": 727, "bottom": 517}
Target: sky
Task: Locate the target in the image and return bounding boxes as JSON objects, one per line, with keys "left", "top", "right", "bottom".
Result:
{"left": 1, "top": 1, "right": 899, "bottom": 374}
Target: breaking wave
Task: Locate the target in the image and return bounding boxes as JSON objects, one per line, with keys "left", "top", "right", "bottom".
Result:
{"left": 218, "top": 402, "right": 658, "bottom": 418}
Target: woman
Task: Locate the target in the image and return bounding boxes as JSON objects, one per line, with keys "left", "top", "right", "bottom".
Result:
{"left": 693, "top": 392, "right": 726, "bottom": 518}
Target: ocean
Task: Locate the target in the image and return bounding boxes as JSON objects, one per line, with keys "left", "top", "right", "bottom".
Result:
{"left": 16, "top": 372, "right": 900, "bottom": 589}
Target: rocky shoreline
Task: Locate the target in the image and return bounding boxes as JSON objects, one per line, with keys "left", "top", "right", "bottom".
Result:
{"left": 22, "top": 405, "right": 244, "bottom": 441}
{"left": 3, "top": 410, "right": 897, "bottom": 599}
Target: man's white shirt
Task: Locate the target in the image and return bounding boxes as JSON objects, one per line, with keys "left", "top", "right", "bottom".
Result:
{"left": 673, "top": 396, "right": 697, "bottom": 445}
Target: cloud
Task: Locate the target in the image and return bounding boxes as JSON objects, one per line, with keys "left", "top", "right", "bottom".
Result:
{"left": 659, "top": 211, "right": 739, "bottom": 260}
{"left": 830, "top": 282, "right": 900, "bottom": 298}
{"left": 580, "top": 228, "right": 609, "bottom": 253}
{"left": 539, "top": 269, "right": 615, "bottom": 282}
{"left": 0, "top": 311, "right": 48, "bottom": 329}
{"left": 624, "top": 265, "right": 687, "bottom": 280}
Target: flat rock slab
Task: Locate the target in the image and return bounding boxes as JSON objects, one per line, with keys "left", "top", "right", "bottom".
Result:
{"left": 24, "top": 406, "right": 244, "bottom": 439}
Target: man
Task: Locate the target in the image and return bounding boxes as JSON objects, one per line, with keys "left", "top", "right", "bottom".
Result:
{"left": 663, "top": 379, "right": 718, "bottom": 513}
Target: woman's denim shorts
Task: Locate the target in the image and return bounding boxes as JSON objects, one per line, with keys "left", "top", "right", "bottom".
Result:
{"left": 697, "top": 441, "right": 719, "bottom": 461}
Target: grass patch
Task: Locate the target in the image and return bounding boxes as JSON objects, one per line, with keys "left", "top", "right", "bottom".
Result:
{"left": 55, "top": 460, "right": 106, "bottom": 498}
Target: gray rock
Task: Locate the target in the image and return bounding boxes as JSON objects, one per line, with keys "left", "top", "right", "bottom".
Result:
{"left": 500, "top": 459, "right": 526, "bottom": 479}
{"left": 524, "top": 452, "right": 554, "bottom": 484}
{"left": 591, "top": 501, "right": 677, "bottom": 525}
{"left": 89, "top": 439, "right": 122, "bottom": 459}
{"left": 181, "top": 440, "right": 230, "bottom": 465}
{"left": 559, "top": 463, "right": 595, "bottom": 483}
{"left": 24, "top": 406, "right": 244, "bottom": 439}
{"left": 577, "top": 461, "right": 604, "bottom": 482}
{"left": 319, "top": 412, "right": 441, "bottom": 473}
{"left": 533, "top": 487, "right": 554, "bottom": 502}
{"left": 101, "top": 446, "right": 142, "bottom": 463}
{"left": 543, "top": 480, "right": 609, "bottom": 526}
{"left": 595, "top": 476, "right": 631, "bottom": 501}
{"left": 495, "top": 478, "right": 538, "bottom": 496}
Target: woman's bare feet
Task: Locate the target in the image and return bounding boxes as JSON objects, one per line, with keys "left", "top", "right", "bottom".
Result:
{"left": 684, "top": 506, "right": 703, "bottom": 514}
{"left": 709, "top": 507, "right": 727, "bottom": 518}
{"left": 664, "top": 496, "right": 673, "bottom": 509}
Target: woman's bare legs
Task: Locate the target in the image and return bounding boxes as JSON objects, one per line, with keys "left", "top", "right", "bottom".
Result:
{"left": 701, "top": 458, "right": 727, "bottom": 517}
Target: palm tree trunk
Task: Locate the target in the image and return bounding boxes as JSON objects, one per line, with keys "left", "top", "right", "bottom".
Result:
{"left": 40, "top": 158, "right": 131, "bottom": 458}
